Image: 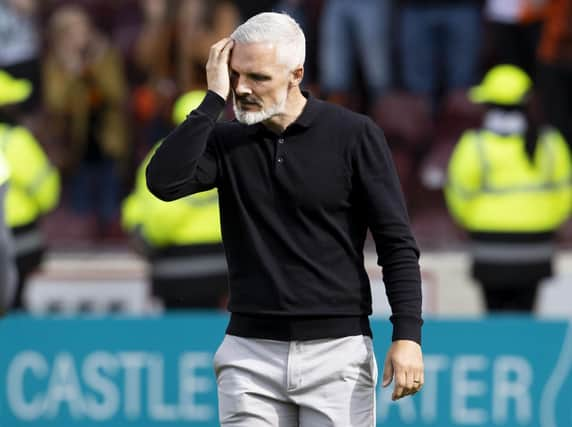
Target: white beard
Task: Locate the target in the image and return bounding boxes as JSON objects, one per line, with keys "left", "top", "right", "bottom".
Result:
{"left": 233, "top": 91, "right": 288, "bottom": 125}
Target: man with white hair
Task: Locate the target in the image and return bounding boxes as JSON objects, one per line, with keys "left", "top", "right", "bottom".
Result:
{"left": 147, "top": 12, "right": 423, "bottom": 426}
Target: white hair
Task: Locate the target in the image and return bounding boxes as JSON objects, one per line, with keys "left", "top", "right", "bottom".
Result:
{"left": 231, "top": 12, "right": 306, "bottom": 71}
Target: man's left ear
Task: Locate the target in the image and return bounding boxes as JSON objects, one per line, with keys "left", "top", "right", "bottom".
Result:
{"left": 289, "top": 67, "right": 304, "bottom": 88}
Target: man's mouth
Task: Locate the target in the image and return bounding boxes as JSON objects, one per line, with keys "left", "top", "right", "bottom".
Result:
{"left": 238, "top": 99, "right": 261, "bottom": 107}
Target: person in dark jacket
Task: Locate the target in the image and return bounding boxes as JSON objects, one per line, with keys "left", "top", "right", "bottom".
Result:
{"left": 147, "top": 12, "right": 423, "bottom": 426}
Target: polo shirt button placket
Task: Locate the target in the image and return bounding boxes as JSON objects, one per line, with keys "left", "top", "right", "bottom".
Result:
{"left": 277, "top": 137, "right": 285, "bottom": 165}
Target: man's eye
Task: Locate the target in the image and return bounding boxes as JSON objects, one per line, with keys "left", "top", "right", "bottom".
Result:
{"left": 251, "top": 75, "right": 270, "bottom": 82}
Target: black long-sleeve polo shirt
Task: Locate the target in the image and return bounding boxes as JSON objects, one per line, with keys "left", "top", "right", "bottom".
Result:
{"left": 146, "top": 91, "right": 423, "bottom": 344}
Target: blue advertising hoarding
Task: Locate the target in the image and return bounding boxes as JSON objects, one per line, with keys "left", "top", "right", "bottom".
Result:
{"left": 0, "top": 314, "right": 571, "bottom": 426}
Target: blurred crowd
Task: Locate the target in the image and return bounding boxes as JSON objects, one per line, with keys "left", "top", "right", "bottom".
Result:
{"left": 0, "top": 0, "right": 571, "bottom": 250}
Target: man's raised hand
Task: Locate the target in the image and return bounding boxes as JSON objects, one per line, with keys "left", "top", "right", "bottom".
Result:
{"left": 206, "top": 38, "right": 234, "bottom": 100}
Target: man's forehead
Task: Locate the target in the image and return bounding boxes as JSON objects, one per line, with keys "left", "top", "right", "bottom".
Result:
{"left": 231, "top": 41, "right": 279, "bottom": 67}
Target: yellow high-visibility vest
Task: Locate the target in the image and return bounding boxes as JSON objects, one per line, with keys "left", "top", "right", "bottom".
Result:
{"left": 122, "top": 143, "right": 222, "bottom": 247}
{"left": 0, "top": 151, "right": 9, "bottom": 187}
{"left": 445, "top": 128, "right": 572, "bottom": 232}
{"left": 0, "top": 124, "right": 60, "bottom": 227}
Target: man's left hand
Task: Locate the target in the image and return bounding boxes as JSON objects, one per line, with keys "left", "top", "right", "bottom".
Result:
{"left": 382, "top": 339, "right": 424, "bottom": 400}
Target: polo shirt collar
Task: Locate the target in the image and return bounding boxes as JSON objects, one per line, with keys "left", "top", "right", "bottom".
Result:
{"left": 293, "top": 90, "right": 319, "bottom": 128}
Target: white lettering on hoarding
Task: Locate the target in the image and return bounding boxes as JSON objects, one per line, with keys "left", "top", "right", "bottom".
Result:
{"left": 421, "top": 355, "right": 449, "bottom": 422}
{"left": 178, "top": 352, "right": 214, "bottom": 421}
{"left": 493, "top": 356, "right": 532, "bottom": 424}
{"left": 7, "top": 351, "right": 48, "bottom": 420}
{"left": 147, "top": 354, "right": 177, "bottom": 420}
{"left": 377, "top": 354, "right": 533, "bottom": 425}
{"left": 83, "top": 352, "right": 120, "bottom": 420}
{"left": 43, "top": 353, "right": 86, "bottom": 418}
{"left": 6, "top": 350, "right": 536, "bottom": 424}
{"left": 118, "top": 352, "right": 145, "bottom": 419}
{"left": 452, "top": 355, "right": 488, "bottom": 424}
{"left": 5, "top": 351, "right": 216, "bottom": 422}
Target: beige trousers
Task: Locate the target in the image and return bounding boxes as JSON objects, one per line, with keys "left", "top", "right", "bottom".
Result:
{"left": 214, "top": 334, "right": 378, "bottom": 426}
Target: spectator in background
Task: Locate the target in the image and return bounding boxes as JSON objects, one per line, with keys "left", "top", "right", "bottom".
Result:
{"left": 128, "top": 0, "right": 174, "bottom": 95}
{"left": 483, "top": 0, "right": 547, "bottom": 79}
{"left": 233, "top": 0, "right": 276, "bottom": 21}
{"left": 275, "top": 0, "right": 307, "bottom": 40}
{"left": 537, "top": 0, "right": 572, "bottom": 146}
{"left": 398, "top": 0, "right": 481, "bottom": 111}
{"left": 318, "top": 0, "right": 392, "bottom": 110}
{"left": 0, "top": 72, "right": 20, "bottom": 313}
{"left": 0, "top": 149, "right": 17, "bottom": 315}
{"left": 274, "top": 0, "right": 323, "bottom": 91}
{"left": 42, "top": 4, "right": 129, "bottom": 240}
{"left": 445, "top": 65, "right": 572, "bottom": 312}
{"left": 114, "top": 0, "right": 178, "bottom": 153}
{"left": 0, "top": 70, "right": 60, "bottom": 310}
{"left": 175, "top": 0, "right": 239, "bottom": 92}
{"left": 0, "top": 0, "right": 41, "bottom": 110}
{"left": 122, "top": 90, "right": 228, "bottom": 310}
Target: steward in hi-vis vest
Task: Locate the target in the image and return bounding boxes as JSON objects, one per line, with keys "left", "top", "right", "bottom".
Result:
{"left": 122, "top": 91, "right": 227, "bottom": 308}
{"left": 445, "top": 64, "right": 572, "bottom": 312}
{"left": 0, "top": 70, "right": 60, "bottom": 309}
{"left": 0, "top": 150, "right": 17, "bottom": 314}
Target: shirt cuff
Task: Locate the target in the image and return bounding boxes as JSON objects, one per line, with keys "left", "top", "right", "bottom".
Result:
{"left": 196, "top": 90, "right": 227, "bottom": 121}
{"left": 391, "top": 315, "right": 423, "bottom": 345}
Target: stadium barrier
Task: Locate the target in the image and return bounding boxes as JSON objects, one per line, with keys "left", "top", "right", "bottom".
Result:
{"left": 0, "top": 313, "right": 571, "bottom": 426}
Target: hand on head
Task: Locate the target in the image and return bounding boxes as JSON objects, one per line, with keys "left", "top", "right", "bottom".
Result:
{"left": 206, "top": 38, "right": 234, "bottom": 100}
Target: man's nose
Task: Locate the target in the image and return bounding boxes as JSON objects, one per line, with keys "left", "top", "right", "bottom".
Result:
{"left": 233, "top": 76, "right": 252, "bottom": 95}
